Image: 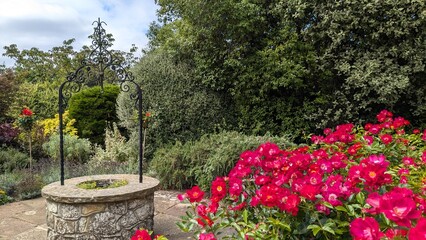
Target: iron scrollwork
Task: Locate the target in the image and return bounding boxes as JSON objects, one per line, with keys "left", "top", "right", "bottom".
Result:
{"left": 58, "top": 18, "right": 143, "bottom": 185}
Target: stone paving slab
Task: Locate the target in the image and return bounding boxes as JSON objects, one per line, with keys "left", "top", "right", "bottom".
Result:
{"left": 0, "top": 190, "right": 194, "bottom": 240}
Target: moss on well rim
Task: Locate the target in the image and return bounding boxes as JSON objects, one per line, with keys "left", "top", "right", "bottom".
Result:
{"left": 77, "top": 179, "right": 128, "bottom": 190}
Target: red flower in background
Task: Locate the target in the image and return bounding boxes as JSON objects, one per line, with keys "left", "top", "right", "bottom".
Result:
{"left": 21, "top": 107, "right": 33, "bottom": 116}
{"left": 228, "top": 177, "right": 243, "bottom": 197}
{"left": 380, "top": 134, "right": 393, "bottom": 145}
{"left": 350, "top": 217, "right": 383, "bottom": 240}
{"left": 17, "top": 107, "right": 35, "bottom": 131}
{"left": 365, "top": 192, "right": 381, "bottom": 214}
{"left": 384, "top": 228, "right": 407, "bottom": 239}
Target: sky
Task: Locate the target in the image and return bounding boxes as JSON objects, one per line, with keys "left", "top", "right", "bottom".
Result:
{"left": 0, "top": 0, "right": 159, "bottom": 67}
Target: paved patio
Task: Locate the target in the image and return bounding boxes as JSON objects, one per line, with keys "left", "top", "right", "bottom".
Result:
{"left": 0, "top": 190, "right": 193, "bottom": 240}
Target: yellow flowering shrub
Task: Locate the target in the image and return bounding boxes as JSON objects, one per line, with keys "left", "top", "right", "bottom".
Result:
{"left": 39, "top": 110, "right": 77, "bottom": 137}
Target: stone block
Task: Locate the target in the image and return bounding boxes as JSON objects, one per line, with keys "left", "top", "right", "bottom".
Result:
{"left": 108, "top": 202, "right": 127, "bottom": 215}
{"left": 55, "top": 218, "right": 76, "bottom": 234}
{"left": 134, "top": 204, "right": 153, "bottom": 221}
{"left": 77, "top": 217, "right": 89, "bottom": 233}
{"left": 60, "top": 204, "right": 81, "bottom": 220}
{"left": 74, "top": 234, "right": 97, "bottom": 240}
{"left": 128, "top": 199, "right": 145, "bottom": 210}
{"left": 47, "top": 229, "right": 61, "bottom": 240}
{"left": 47, "top": 201, "right": 58, "bottom": 214}
{"left": 89, "top": 212, "right": 119, "bottom": 235}
{"left": 81, "top": 204, "right": 106, "bottom": 216}
{"left": 118, "top": 211, "right": 139, "bottom": 228}
{"left": 46, "top": 212, "right": 55, "bottom": 229}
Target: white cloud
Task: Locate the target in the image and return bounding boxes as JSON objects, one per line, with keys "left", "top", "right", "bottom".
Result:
{"left": 0, "top": 0, "right": 158, "bottom": 67}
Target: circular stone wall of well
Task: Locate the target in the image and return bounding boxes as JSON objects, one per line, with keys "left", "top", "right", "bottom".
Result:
{"left": 41, "top": 174, "right": 159, "bottom": 240}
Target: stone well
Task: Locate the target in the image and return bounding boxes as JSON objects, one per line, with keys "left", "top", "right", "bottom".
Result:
{"left": 41, "top": 174, "right": 159, "bottom": 240}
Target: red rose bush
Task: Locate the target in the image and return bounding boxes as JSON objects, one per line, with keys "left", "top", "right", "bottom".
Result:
{"left": 177, "top": 110, "right": 426, "bottom": 239}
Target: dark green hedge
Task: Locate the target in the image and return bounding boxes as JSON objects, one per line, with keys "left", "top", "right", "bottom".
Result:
{"left": 68, "top": 84, "right": 120, "bottom": 145}
{"left": 150, "top": 131, "right": 294, "bottom": 190}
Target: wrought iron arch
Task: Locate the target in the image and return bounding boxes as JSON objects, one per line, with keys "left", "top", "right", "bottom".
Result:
{"left": 58, "top": 18, "right": 143, "bottom": 185}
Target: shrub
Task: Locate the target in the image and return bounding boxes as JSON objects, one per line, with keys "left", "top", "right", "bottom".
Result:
{"left": 38, "top": 110, "right": 77, "bottom": 137}
{"left": 0, "top": 189, "right": 12, "bottom": 205}
{"left": 42, "top": 134, "right": 92, "bottom": 163}
{"left": 150, "top": 131, "right": 294, "bottom": 190}
{"left": 68, "top": 84, "right": 120, "bottom": 145}
{"left": 14, "top": 174, "right": 43, "bottom": 200}
{"left": 117, "top": 50, "right": 237, "bottom": 160}
{"left": 7, "top": 81, "right": 58, "bottom": 119}
{"left": 0, "top": 147, "right": 29, "bottom": 173}
{"left": 0, "top": 123, "right": 19, "bottom": 146}
{"left": 177, "top": 110, "right": 426, "bottom": 239}
{"left": 88, "top": 123, "right": 138, "bottom": 172}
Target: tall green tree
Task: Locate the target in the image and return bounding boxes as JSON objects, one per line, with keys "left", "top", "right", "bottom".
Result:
{"left": 3, "top": 33, "right": 139, "bottom": 119}
{"left": 151, "top": 0, "right": 426, "bottom": 134}
{"left": 282, "top": 0, "right": 426, "bottom": 127}
{"left": 151, "top": 0, "right": 322, "bottom": 137}
{"left": 0, "top": 70, "right": 18, "bottom": 121}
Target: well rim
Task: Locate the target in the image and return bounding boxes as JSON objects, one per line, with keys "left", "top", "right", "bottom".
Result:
{"left": 41, "top": 174, "right": 159, "bottom": 204}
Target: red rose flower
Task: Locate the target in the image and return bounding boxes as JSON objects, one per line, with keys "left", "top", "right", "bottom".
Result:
{"left": 409, "top": 217, "right": 426, "bottom": 240}
{"left": 21, "top": 107, "right": 33, "bottom": 116}
{"left": 186, "top": 186, "right": 205, "bottom": 203}
{"left": 380, "top": 134, "right": 393, "bottom": 145}
{"left": 197, "top": 215, "right": 213, "bottom": 227}
{"left": 199, "top": 233, "right": 216, "bottom": 240}
{"left": 211, "top": 177, "right": 227, "bottom": 200}
{"left": 350, "top": 217, "right": 384, "bottom": 240}
{"left": 365, "top": 192, "right": 381, "bottom": 215}
{"left": 228, "top": 177, "right": 243, "bottom": 197}
{"left": 299, "top": 184, "right": 319, "bottom": 201}
{"left": 131, "top": 229, "right": 152, "bottom": 240}
{"left": 380, "top": 187, "right": 421, "bottom": 227}
{"left": 384, "top": 228, "right": 407, "bottom": 239}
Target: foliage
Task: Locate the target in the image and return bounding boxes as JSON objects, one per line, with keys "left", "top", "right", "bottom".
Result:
{"left": 150, "top": 1, "right": 322, "bottom": 137}
{"left": 150, "top": 131, "right": 294, "bottom": 191}
{"left": 68, "top": 84, "right": 120, "bottom": 145}
{"left": 150, "top": 0, "right": 426, "bottom": 138}
{"left": 38, "top": 110, "right": 77, "bottom": 137}
{"left": 177, "top": 110, "right": 426, "bottom": 239}
{"left": 3, "top": 39, "right": 79, "bottom": 85}
{"left": 0, "top": 69, "right": 18, "bottom": 121}
{"left": 14, "top": 174, "right": 44, "bottom": 200}
{"left": 281, "top": 0, "right": 426, "bottom": 129}
{"left": 7, "top": 81, "right": 59, "bottom": 119}
{"left": 0, "top": 189, "right": 12, "bottom": 205}
{"left": 117, "top": 50, "right": 236, "bottom": 160}
{"left": 0, "top": 123, "right": 19, "bottom": 146}
{"left": 42, "top": 134, "right": 92, "bottom": 163}
{"left": 89, "top": 123, "right": 138, "bottom": 165}
{"left": 0, "top": 147, "right": 29, "bottom": 173}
